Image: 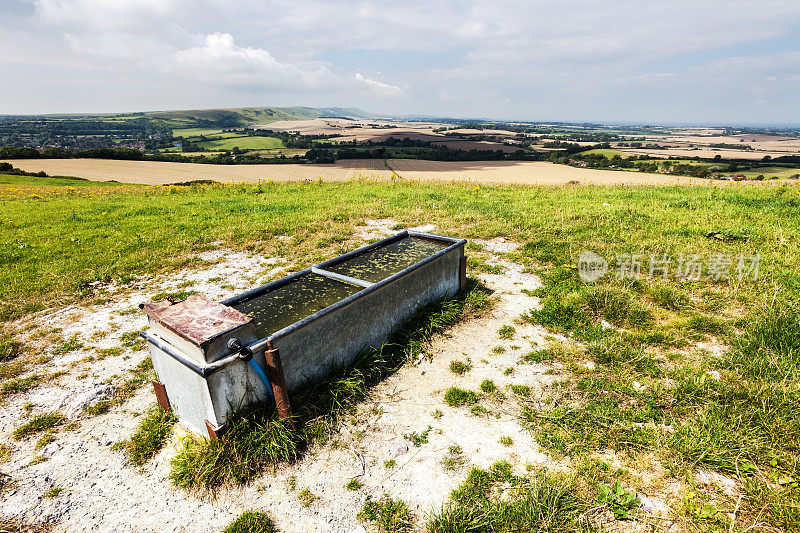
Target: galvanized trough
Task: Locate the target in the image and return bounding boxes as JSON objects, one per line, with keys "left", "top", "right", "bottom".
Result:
{"left": 141, "top": 230, "right": 466, "bottom": 437}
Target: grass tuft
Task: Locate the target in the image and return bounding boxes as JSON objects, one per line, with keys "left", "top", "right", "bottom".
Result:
{"left": 498, "top": 325, "right": 516, "bottom": 339}
{"left": 1, "top": 374, "right": 43, "bottom": 398}
{"left": 13, "top": 413, "right": 66, "bottom": 440}
{"left": 0, "top": 334, "right": 22, "bottom": 362}
{"left": 479, "top": 379, "right": 497, "bottom": 393}
{"left": 444, "top": 387, "right": 479, "bottom": 407}
{"left": 427, "top": 462, "right": 586, "bottom": 533}
{"left": 170, "top": 406, "right": 296, "bottom": 491}
{"left": 404, "top": 426, "right": 432, "bottom": 447}
{"left": 359, "top": 495, "right": 414, "bottom": 533}
{"left": 442, "top": 445, "right": 466, "bottom": 472}
{"left": 124, "top": 404, "right": 177, "bottom": 466}
{"left": 449, "top": 359, "right": 472, "bottom": 375}
{"left": 42, "top": 487, "right": 65, "bottom": 499}
{"left": 222, "top": 511, "right": 277, "bottom": 533}
{"left": 648, "top": 284, "right": 690, "bottom": 310}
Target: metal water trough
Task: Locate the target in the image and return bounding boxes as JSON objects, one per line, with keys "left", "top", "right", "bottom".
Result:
{"left": 141, "top": 230, "right": 467, "bottom": 437}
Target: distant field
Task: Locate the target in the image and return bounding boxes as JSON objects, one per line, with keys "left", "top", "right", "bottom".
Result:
{"left": 200, "top": 132, "right": 242, "bottom": 139}
{"left": 740, "top": 166, "right": 800, "bottom": 179}
{"left": 625, "top": 147, "right": 789, "bottom": 160}
{"left": 2, "top": 158, "right": 736, "bottom": 186}
{"left": 386, "top": 159, "right": 715, "bottom": 186}
{"left": 197, "top": 136, "right": 284, "bottom": 151}
{"left": 577, "top": 148, "right": 628, "bottom": 157}
{"left": 171, "top": 127, "right": 225, "bottom": 136}
{"left": 2, "top": 159, "right": 394, "bottom": 184}
{"left": 430, "top": 140, "right": 519, "bottom": 153}
{"left": 246, "top": 148, "right": 308, "bottom": 158}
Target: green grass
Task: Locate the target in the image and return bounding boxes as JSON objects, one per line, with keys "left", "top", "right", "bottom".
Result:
{"left": 466, "top": 255, "right": 504, "bottom": 275}
{"left": 170, "top": 406, "right": 296, "bottom": 491}
{"left": 0, "top": 334, "right": 22, "bottom": 361}
{"left": 52, "top": 334, "right": 82, "bottom": 355}
{"left": 1, "top": 374, "right": 44, "bottom": 398}
{"left": 427, "top": 461, "right": 588, "bottom": 533}
{"left": 13, "top": 413, "right": 67, "bottom": 440}
{"left": 0, "top": 173, "right": 124, "bottom": 189}
{"left": 404, "top": 426, "right": 432, "bottom": 447}
{"left": 197, "top": 136, "right": 284, "bottom": 151}
{"left": 171, "top": 127, "right": 225, "bottom": 137}
{"left": 297, "top": 488, "right": 317, "bottom": 507}
{"left": 449, "top": 359, "right": 472, "bottom": 375}
{"left": 0, "top": 443, "right": 10, "bottom": 463}
{"left": 43, "top": 487, "right": 65, "bottom": 499}
{"left": 444, "top": 387, "right": 479, "bottom": 407}
{"left": 479, "top": 379, "right": 497, "bottom": 393}
{"left": 222, "top": 511, "right": 277, "bottom": 533}
{"left": 498, "top": 324, "right": 516, "bottom": 339}
{"left": 740, "top": 166, "right": 800, "bottom": 179}
{"left": 123, "top": 404, "right": 177, "bottom": 466}
{"left": 34, "top": 433, "right": 56, "bottom": 450}
{"left": 359, "top": 495, "right": 414, "bottom": 533}
{"left": 520, "top": 232, "right": 800, "bottom": 529}
{"left": 442, "top": 445, "right": 466, "bottom": 472}
{"left": 86, "top": 358, "right": 155, "bottom": 416}
{"left": 577, "top": 148, "right": 628, "bottom": 158}
{"left": 1, "top": 175, "right": 797, "bottom": 324}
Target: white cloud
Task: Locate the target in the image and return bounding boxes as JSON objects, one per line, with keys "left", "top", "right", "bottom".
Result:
{"left": 1, "top": 0, "right": 799, "bottom": 121}
{"left": 161, "top": 33, "right": 338, "bottom": 90}
{"left": 354, "top": 73, "right": 403, "bottom": 97}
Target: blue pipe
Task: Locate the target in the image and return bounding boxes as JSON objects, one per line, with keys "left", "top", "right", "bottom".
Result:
{"left": 248, "top": 358, "right": 274, "bottom": 399}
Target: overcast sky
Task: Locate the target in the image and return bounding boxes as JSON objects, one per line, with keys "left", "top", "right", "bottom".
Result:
{"left": 2, "top": 0, "right": 800, "bottom": 124}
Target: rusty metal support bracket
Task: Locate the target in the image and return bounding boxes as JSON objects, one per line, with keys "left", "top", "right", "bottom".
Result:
{"left": 205, "top": 420, "right": 228, "bottom": 440}
{"left": 265, "top": 342, "right": 294, "bottom": 428}
{"left": 151, "top": 380, "right": 171, "bottom": 412}
{"left": 459, "top": 255, "right": 467, "bottom": 292}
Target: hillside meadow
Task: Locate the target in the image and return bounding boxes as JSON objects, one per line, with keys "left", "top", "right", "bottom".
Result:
{"left": 1, "top": 174, "right": 799, "bottom": 531}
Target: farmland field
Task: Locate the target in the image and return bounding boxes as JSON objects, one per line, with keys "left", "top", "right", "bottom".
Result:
{"left": 2, "top": 158, "right": 737, "bottom": 186}
{"left": 170, "top": 127, "right": 226, "bottom": 137}
{"left": 577, "top": 148, "right": 629, "bottom": 158}
{"left": 626, "top": 147, "right": 790, "bottom": 160}
{"left": 196, "top": 135, "right": 284, "bottom": 151}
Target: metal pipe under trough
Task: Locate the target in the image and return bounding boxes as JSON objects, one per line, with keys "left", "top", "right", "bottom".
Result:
{"left": 141, "top": 230, "right": 467, "bottom": 437}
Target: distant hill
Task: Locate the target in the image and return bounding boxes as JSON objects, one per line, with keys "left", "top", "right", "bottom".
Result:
{"left": 146, "top": 106, "right": 373, "bottom": 128}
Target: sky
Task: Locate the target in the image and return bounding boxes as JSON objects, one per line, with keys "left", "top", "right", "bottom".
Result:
{"left": 2, "top": 0, "right": 800, "bottom": 124}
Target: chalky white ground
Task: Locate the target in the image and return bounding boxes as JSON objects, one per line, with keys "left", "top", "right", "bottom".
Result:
{"left": 1, "top": 221, "right": 728, "bottom": 532}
